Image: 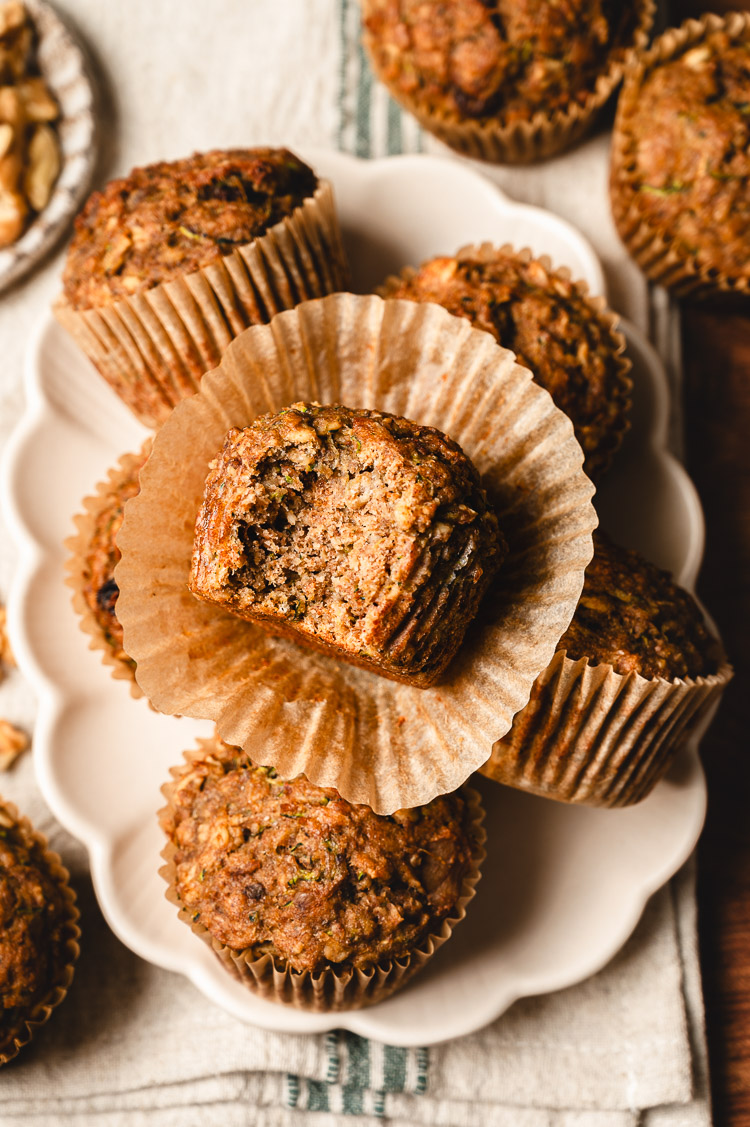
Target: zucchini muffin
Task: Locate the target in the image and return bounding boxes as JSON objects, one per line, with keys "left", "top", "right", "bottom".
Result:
{"left": 160, "top": 739, "right": 483, "bottom": 1008}
{"left": 0, "top": 800, "right": 79, "bottom": 1064}
{"left": 66, "top": 444, "right": 150, "bottom": 692}
{"left": 481, "top": 532, "right": 731, "bottom": 806}
{"left": 611, "top": 13, "right": 750, "bottom": 301}
{"left": 381, "top": 247, "right": 631, "bottom": 479}
{"left": 559, "top": 532, "right": 718, "bottom": 680}
{"left": 361, "top": 0, "right": 655, "bottom": 162}
{"left": 61, "top": 149, "right": 318, "bottom": 310}
{"left": 189, "top": 402, "right": 505, "bottom": 687}
{"left": 55, "top": 148, "right": 350, "bottom": 427}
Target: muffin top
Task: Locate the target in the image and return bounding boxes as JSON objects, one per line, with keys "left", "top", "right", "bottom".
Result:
{"left": 162, "top": 743, "right": 477, "bottom": 973}
{"left": 190, "top": 402, "right": 504, "bottom": 684}
{"left": 383, "top": 250, "right": 630, "bottom": 479}
{"left": 0, "top": 811, "right": 70, "bottom": 1029}
{"left": 617, "top": 30, "right": 750, "bottom": 284}
{"left": 81, "top": 448, "right": 148, "bottom": 669}
{"left": 362, "top": 0, "right": 640, "bottom": 124}
{"left": 62, "top": 148, "right": 318, "bottom": 310}
{"left": 559, "top": 532, "right": 719, "bottom": 680}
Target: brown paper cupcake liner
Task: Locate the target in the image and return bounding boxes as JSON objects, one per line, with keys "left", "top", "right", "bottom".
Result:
{"left": 361, "top": 0, "right": 655, "bottom": 164}
{"left": 159, "top": 739, "right": 485, "bottom": 1012}
{"left": 53, "top": 180, "right": 351, "bottom": 428}
{"left": 610, "top": 11, "right": 750, "bottom": 304}
{"left": 480, "top": 649, "right": 733, "bottom": 807}
{"left": 65, "top": 442, "right": 152, "bottom": 699}
{"left": 115, "top": 292, "right": 596, "bottom": 814}
{"left": 379, "top": 243, "right": 633, "bottom": 479}
{"left": 0, "top": 798, "right": 80, "bottom": 1065}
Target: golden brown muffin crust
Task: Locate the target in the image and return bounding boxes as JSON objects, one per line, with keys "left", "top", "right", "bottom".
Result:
{"left": 363, "top": 0, "right": 639, "bottom": 123}
{"left": 162, "top": 744, "right": 476, "bottom": 973}
{"left": 190, "top": 403, "right": 504, "bottom": 686}
{"left": 0, "top": 821, "right": 69, "bottom": 1041}
{"left": 559, "top": 531, "right": 719, "bottom": 680}
{"left": 384, "top": 251, "right": 629, "bottom": 479}
{"left": 622, "top": 31, "right": 750, "bottom": 283}
{"left": 62, "top": 148, "right": 318, "bottom": 310}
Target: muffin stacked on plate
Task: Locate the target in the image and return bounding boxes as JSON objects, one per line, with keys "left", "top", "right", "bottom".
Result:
{"left": 361, "top": 0, "right": 656, "bottom": 162}
{"left": 189, "top": 403, "right": 505, "bottom": 686}
{"left": 481, "top": 532, "right": 731, "bottom": 806}
{"left": 55, "top": 147, "right": 350, "bottom": 427}
{"left": 379, "top": 244, "right": 632, "bottom": 480}
{"left": 160, "top": 737, "right": 485, "bottom": 1010}
{"left": 66, "top": 443, "right": 150, "bottom": 694}
{"left": 56, "top": 131, "right": 730, "bottom": 1018}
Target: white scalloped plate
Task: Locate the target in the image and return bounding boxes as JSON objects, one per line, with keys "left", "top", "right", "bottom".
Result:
{"left": 2, "top": 152, "right": 708, "bottom": 1046}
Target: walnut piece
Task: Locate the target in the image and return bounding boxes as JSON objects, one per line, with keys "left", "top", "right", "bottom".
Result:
{"left": 0, "top": 719, "right": 28, "bottom": 769}
{"left": 0, "top": 2, "right": 60, "bottom": 248}
{"left": 0, "top": 605, "right": 15, "bottom": 668}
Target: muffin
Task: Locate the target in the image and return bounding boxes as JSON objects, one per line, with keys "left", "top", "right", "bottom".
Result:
{"left": 380, "top": 245, "right": 632, "bottom": 479}
{"left": 0, "top": 798, "right": 80, "bottom": 1064}
{"left": 481, "top": 532, "right": 732, "bottom": 806}
{"left": 114, "top": 292, "right": 596, "bottom": 814}
{"left": 54, "top": 147, "right": 350, "bottom": 427}
{"left": 159, "top": 738, "right": 484, "bottom": 1010}
{"left": 610, "top": 12, "right": 750, "bottom": 302}
{"left": 189, "top": 402, "right": 505, "bottom": 687}
{"left": 361, "top": 0, "right": 655, "bottom": 163}
{"left": 66, "top": 443, "right": 150, "bottom": 694}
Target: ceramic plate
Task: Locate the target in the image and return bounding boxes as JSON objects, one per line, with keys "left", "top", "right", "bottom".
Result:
{"left": 2, "top": 152, "right": 707, "bottom": 1046}
{"left": 0, "top": 0, "right": 97, "bottom": 293}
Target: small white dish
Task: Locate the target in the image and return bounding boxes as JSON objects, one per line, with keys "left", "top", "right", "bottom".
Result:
{"left": 0, "top": 0, "right": 97, "bottom": 293}
{"left": 2, "top": 152, "right": 707, "bottom": 1046}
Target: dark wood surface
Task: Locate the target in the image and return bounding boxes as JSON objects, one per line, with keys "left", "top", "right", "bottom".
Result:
{"left": 682, "top": 309, "right": 750, "bottom": 1127}
{"left": 657, "top": 6, "right": 750, "bottom": 1123}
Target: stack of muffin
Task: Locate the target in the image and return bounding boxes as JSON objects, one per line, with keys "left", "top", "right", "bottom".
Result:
{"left": 9, "top": 0, "right": 741, "bottom": 1048}
{"left": 50, "top": 127, "right": 730, "bottom": 1023}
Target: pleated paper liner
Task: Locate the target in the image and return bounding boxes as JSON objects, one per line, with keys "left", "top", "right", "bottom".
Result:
{"left": 115, "top": 293, "right": 596, "bottom": 814}
{"left": 378, "top": 242, "right": 633, "bottom": 480}
{"left": 0, "top": 798, "right": 80, "bottom": 1065}
{"left": 480, "top": 649, "right": 733, "bottom": 808}
{"left": 361, "top": 0, "right": 655, "bottom": 164}
{"left": 53, "top": 180, "right": 351, "bottom": 428}
{"left": 65, "top": 442, "right": 152, "bottom": 699}
{"left": 610, "top": 11, "right": 750, "bottom": 304}
{"left": 159, "top": 738, "right": 485, "bottom": 1012}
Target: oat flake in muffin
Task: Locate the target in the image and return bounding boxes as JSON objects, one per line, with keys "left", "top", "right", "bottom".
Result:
{"left": 161, "top": 743, "right": 478, "bottom": 974}
{"left": 189, "top": 402, "right": 505, "bottom": 686}
{"left": 382, "top": 248, "right": 631, "bottom": 479}
{"left": 61, "top": 147, "right": 318, "bottom": 311}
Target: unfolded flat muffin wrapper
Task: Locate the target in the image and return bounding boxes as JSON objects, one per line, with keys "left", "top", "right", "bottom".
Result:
{"left": 64, "top": 443, "right": 152, "bottom": 700}
{"left": 53, "top": 180, "right": 351, "bottom": 428}
{"left": 480, "top": 649, "right": 733, "bottom": 807}
{"left": 361, "top": 0, "right": 655, "bottom": 165}
{"left": 0, "top": 799, "right": 80, "bottom": 1065}
{"left": 115, "top": 292, "right": 597, "bottom": 814}
{"left": 379, "top": 243, "right": 633, "bottom": 479}
{"left": 159, "top": 740, "right": 486, "bottom": 1012}
{"left": 610, "top": 11, "right": 750, "bottom": 304}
